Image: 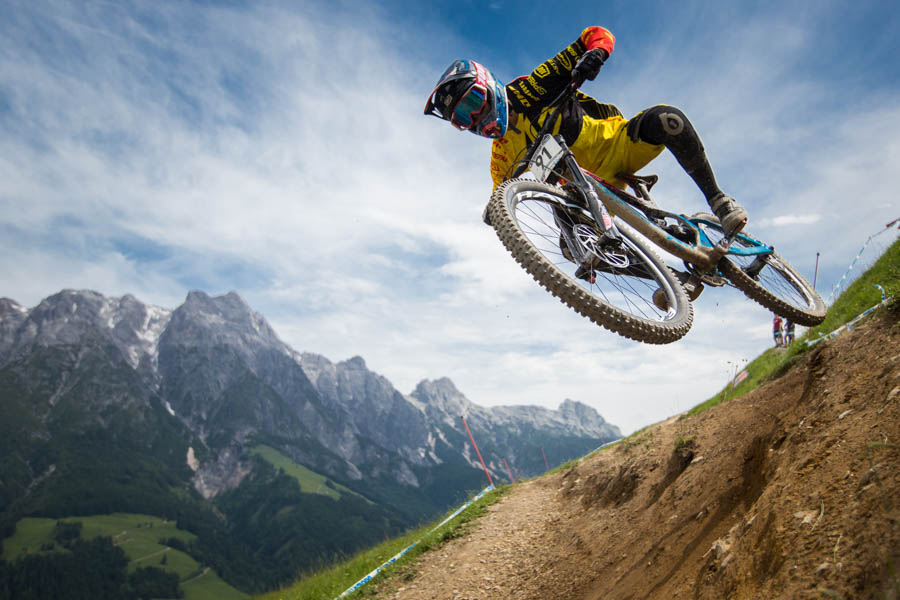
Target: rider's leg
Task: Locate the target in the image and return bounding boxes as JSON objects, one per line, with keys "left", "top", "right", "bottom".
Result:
{"left": 627, "top": 105, "right": 747, "bottom": 235}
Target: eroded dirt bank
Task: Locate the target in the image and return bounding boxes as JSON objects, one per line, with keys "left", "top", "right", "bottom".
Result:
{"left": 378, "top": 304, "right": 900, "bottom": 600}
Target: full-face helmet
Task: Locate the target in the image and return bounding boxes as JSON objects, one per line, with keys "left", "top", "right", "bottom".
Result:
{"left": 424, "top": 59, "right": 508, "bottom": 139}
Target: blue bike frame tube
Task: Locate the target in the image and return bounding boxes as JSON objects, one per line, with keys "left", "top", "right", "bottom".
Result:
{"left": 587, "top": 177, "right": 726, "bottom": 270}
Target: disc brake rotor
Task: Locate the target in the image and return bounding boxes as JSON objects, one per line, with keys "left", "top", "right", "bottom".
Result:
{"left": 574, "top": 224, "right": 630, "bottom": 269}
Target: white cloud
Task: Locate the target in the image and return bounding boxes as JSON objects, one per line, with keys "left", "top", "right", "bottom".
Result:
{"left": 758, "top": 214, "right": 823, "bottom": 227}
{"left": 1, "top": 2, "right": 897, "bottom": 436}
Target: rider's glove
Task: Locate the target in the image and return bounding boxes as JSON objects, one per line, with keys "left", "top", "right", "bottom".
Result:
{"left": 571, "top": 48, "right": 608, "bottom": 84}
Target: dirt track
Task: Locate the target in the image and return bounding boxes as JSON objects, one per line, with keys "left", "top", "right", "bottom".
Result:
{"left": 378, "top": 303, "right": 900, "bottom": 599}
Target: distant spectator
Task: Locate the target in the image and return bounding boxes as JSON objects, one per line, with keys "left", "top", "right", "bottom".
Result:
{"left": 784, "top": 319, "right": 795, "bottom": 344}
{"left": 773, "top": 315, "right": 784, "bottom": 347}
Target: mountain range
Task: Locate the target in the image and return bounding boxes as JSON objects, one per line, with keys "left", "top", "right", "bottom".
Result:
{"left": 0, "top": 289, "right": 620, "bottom": 593}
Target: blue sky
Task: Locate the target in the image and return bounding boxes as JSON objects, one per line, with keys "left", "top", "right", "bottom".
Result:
{"left": 2, "top": 0, "right": 898, "bottom": 434}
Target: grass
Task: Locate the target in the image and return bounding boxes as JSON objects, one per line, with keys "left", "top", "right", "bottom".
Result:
{"left": 687, "top": 237, "right": 899, "bottom": 417}
{"left": 674, "top": 435, "right": 696, "bottom": 451}
{"left": 255, "top": 485, "right": 508, "bottom": 600}
{"left": 250, "top": 444, "right": 368, "bottom": 502}
{"left": 261, "top": 238, "right": 900, "bottom": 600}
{"left": 1, "top": 513, "right": 247, "bottom": 600}
{"left": 809, "top": 236, "right": 900, "bottom": 341}
{"left": 183, "top": 569, "right": 249, "bottom": 600}
{"left": 616, "top": 427, "right": 655, "bottom": 453}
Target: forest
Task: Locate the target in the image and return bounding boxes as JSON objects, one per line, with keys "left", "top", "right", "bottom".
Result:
{"left": 0, "top": 523, "right": 181, "bottom": 600}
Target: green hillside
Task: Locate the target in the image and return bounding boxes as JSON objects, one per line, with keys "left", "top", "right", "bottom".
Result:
{"left": 688, "top": 237, "right": 898, "bottom": 416}
{"left": 256, "top": 486, "right": 507, "bottom": 600}
{"left": 1, "top": 513, "right": 246, "bottom": 600}
{"left": 250, "top": 445, "right": 369, "bottom": 503}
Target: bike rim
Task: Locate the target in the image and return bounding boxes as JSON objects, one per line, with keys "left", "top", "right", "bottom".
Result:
{"left": 512, "top": 190, "right": 681, "bottom": 323}
{"left": 698, "top": 222, "right": 819, "bottom": 311}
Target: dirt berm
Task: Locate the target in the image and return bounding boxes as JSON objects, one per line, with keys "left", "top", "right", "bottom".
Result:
{"left": 378, "top": 304, "right": 900, "bottom": 600}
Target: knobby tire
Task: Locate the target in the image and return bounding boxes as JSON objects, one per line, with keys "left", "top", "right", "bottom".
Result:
{"left": 692, "top": 214, "right": 826, "bottom": 326}
{"left": 489, "top": 179, "right": 693, "bottom": 344}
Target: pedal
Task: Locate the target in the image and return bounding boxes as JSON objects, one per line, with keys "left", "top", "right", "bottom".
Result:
{"left": 698, "top": 272, "right": 727, "bottom": 287}
{"left": 682, "top": 275, "right": 704, "bottom": 302}
{"left": 658, "top": 271, "right": 705, "bottom": 309}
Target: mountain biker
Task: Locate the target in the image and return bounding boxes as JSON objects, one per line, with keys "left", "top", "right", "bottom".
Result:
{"left": 424, "top": 26, "right": 748, "bottom": 237}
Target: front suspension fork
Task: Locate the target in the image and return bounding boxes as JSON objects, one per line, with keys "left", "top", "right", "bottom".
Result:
{"left": 560, "top": 150, "right": 619, "bottom": 241}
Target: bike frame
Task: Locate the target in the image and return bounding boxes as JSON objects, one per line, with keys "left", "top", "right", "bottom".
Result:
{"left": 586, "top": 171, "right": 773, "bottom": 273}
{"left": 516, "top": 81, "right": 775, "bottom": 277}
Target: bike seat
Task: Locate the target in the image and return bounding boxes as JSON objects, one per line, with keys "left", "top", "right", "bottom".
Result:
{"left": 617, "top": 173, "right": 659, "bottom": 190}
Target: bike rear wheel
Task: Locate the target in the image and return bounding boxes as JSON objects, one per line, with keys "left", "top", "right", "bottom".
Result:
{"left": 489, "top": 179, "right": 693, "bottom": 344}
{"left": 690, "top": 214, "right": 826, "bottom": 326}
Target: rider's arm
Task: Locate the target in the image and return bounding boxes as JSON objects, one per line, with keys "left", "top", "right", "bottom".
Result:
{"left": 506, "top": 27, "right": 616, "bottom": 114}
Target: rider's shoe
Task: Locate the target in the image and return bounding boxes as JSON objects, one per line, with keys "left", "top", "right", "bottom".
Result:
{"left": 482, "top": 203, "right": 492, "bottom": 227}
{"left": 708, "top": 192, "right": 748, "bottom": 237}
{"left": 652, "top": 271, "right": 704, "bottom": 311}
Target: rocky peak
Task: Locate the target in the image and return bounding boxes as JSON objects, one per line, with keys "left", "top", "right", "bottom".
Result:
{"left": 0, "top": 298, "right": 28, "bottom": 362}
{"left": 303, "top": 353, "right": 405, "bottom": 417}
{"left": 339, "top": 356, "right": 367, "bottom": 370}
{"left": 411, "top": 378, "right": 473, "bottom": 421}
{"left": 297, "top": 352, "right": 335, "bottom": 388}
{"left": 170, "top": 290, "right": 283, "bottom": 352}
{"left": 25, "top": 289, "right": 110, "bottom": 344}
{"left": 0, "top": 297, "right": 26, "bottom": 316}
{"left": 0, "top": 290, "right": 172, "bottom": 370}
{"left": 558, "top": 399, "right": 617, "bottom": 437}
{"left": 559, "top": 398, "right": 597, "bottom": 420}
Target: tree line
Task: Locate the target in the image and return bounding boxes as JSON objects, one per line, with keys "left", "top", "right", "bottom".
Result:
{"left": 0, "top": 529, "right": 182, "bottom": 600}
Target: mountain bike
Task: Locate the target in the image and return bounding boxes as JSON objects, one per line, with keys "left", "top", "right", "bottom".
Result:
{"left": 485, "top": 81, "right": 826, "bottom": 344}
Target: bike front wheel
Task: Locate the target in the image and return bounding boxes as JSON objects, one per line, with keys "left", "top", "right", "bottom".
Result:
{"left": 690, "top": 214, "right": 826, "bottom": 326}
{"left": 489, "top": 179, "right": 693, "bottom": 344}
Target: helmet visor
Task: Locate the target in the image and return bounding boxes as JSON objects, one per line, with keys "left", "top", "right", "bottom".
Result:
{"left": 449, "top": 85, "right": 487, "bottom": 130}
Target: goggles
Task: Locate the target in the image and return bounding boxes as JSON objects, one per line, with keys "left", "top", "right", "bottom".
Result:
{"left": 449, "top": 85, "right": 486, "bottom": 130}
{"left": 439, "top": 61, "right": 490, "bottom": 131}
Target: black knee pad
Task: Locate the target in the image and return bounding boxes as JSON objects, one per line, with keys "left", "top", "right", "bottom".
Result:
{"left": 627, "top": 105, "right": 707, "bottom": 172}
{"left": 627, "top": 105, "right": 697, "bottom": 146}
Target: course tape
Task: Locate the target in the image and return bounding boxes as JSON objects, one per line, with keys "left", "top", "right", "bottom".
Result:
{"left": 336, "top": 484, "right": 495, "bottom": 599}
{"left": 593, "top": 438, "right": 621, "bottom": 453}
{"left": 807, "top": 288, "right": 893, "bottom": 348}
{"left": 827, "top": 219, "right": 899, "bottom": 304}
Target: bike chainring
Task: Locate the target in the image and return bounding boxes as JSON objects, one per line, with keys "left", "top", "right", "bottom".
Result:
{"left": 684, "top": 261, "right": 728, "bottom": 287}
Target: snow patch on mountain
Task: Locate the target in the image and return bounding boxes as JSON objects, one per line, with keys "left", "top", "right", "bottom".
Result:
{"left": 97, "top": 293, "right": 173, "bottom": 368}
{"left": 0, "top": 289, "right": 623, "bottom": 498}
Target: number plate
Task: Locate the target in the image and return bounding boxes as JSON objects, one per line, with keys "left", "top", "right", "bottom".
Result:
{"left": 528, "top": 135, "right": 565, "bottom": 183}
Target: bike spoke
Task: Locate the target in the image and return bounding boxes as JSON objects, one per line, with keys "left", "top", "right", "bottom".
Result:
{"left": 491, "top": 179, "right": 693, "bottom": 342}
{"left": 693, "top": 217, "right": 822, "bottom": 318}
{"left": 514, "top": 194, "right": 674, "bottom": 321}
